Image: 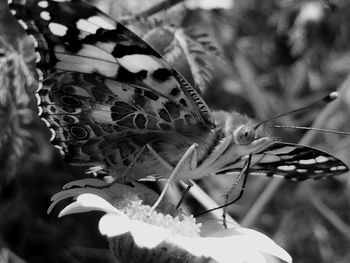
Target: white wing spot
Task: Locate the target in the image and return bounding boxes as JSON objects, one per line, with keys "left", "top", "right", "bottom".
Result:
{"left": 77, "top": 19, "right": 99, "bottom": 34}
{"left": 37, "top": 106, "right": 43, "bottom": 116}
{"left": 37, "top": 69, "right": 44, "bottom": 82}
{"left": 40, "top": 11, "right": 51, "bottom": 21}
{"left": 35, "top": 93, "right": 42, "bottom": 105}
{"left": 49, "top": 23, "right": 68, "bottom": 37}
{"left": 315, "top": 156, "right": 328, "bottom": 163}
{"left": 296, "top": 169, "right": 307, "bottom": 173}
{"left": 337, "top": 165, "right": 347, "bottom": 170}
{"left": 54, "top": 44, "right": 119, "bottom": 77}
{"left": 18, "top": 20, "right": 28, "bottom": 30}
{"left": 91, "top": 108, "right": 114, "bottom": 123}
{"left": 41, "top": 117, "right": 51, "bottom": 128}
{"left": 54, "top": 145, "right": 65, "bottom": 156}
{"left": 118, "top": 54, "right": 162, "bottom": 73}
{"left": 299, "top": 159, "right": 316, "bottom": 165}
{"left": 49, "top": 128, "right": 56, "bottom": 141}
{"left": 277, "top": 165, "right": 296, "bottom": 171}
{"left": 88, "top": 16, "right": 115, "bottom": 30}
{"left": 36, "top": 81, "right": 43, "bottom": 92}
{"left": 314, "top": 170, "right": 323, "bottom": 173}
{"left": 29, "top": 35, "right": 38, "bottom": 48}
{"left": 331, "top": 166, "right": 347, "bottom": 171}
{"left": 10, "top": 10, "right": 16, "bottom": 15}
{"left": 35, "top": 52, "right": 41, "bottom": 63}
{"left": 38, "top": 1, "right": 49, "bottom": 8}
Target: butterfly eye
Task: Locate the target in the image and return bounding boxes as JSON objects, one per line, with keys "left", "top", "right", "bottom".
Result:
{"left": 233, "top": 125, "right": 255, "bottom": 145}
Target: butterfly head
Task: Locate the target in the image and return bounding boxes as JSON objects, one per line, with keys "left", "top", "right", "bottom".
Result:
{"left": 232, "top": 124, "right": 256, "bottom": 145}
{"left": 214, "top": 111, "right": 267, "bottom": 146}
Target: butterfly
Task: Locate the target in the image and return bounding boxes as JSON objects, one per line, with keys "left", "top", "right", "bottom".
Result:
{"left": 8, "top": 0, "right": 349, "bottom": 206}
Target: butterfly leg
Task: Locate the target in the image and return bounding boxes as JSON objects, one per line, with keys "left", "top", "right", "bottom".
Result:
{"left": 222, "top": 154, "right": 252, "bottom": 228}
{"left": 148, "top": 143, "right": 198, "bottom": 214}
{"left": 80, "top": 146, "right": 149, "bottom": 190}
{"left": 175, "top": 180, "right": 193, "bottom": 209}
{"left": 146, "top": 144, "right": 173, "bottom": 171}
{"left": 146, "top": 144, "right": 197, "bottom": 210}
{"left": 120, "top": 145, "right": 147, "bottom": 183}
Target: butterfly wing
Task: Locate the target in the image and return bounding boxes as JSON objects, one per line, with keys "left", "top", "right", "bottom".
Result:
{"left": 9, "top": 0, "right": 213, "bottom": 126}
{"left": 9, "top": 0, "right": 216, "bottom": 177}
{"left": 39, "top": 71, "right": 210, "bottom": 168}
{"left": 219, "top": 142, "right": 349, "bottom": 180}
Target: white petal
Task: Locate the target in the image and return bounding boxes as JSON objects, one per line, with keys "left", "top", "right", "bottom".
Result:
{"left": 99, "top": 214, "right": 171, "bottom": 248}
{"left": 63, "top": 178, "right": 108, "bottom": 189}
{"left": 232, "top": 228, "right": 292, "bottom": 263}
{"left": 167, "top": 228, "right": 292, "bottom": 263}
{"left": 99, "top": 214, "right": 130, "bottom": 236}
{"left": 129, "top": 220, "right": 170, "bottom": 248}
{"left": 59, "top": 194, "right": 123, "bottom": 217}
{"left": 58, "top": 200, "right": 96, "bottom": 217}
{"left": 169, "top": 236, "right": 266, "bottom": 263}
{"left": 87, "top": 16, "right": 115, "bottom": 30}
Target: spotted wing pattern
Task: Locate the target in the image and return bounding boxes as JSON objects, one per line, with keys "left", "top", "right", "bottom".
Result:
{"left": 219, "top": 142, "right": 349, "bottom": 180}
{"left": 8, "top": 0, "right": 215, "bottom": 176}
{"left": 9, "top": 0, "right": 213, "bottom": 126}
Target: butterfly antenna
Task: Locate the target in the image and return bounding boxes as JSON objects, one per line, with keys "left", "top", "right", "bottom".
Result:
{"left": 254, "top": 91, "right": 338, "bottom": 129}
{"left": 270, "top": 125, "right": 350, "bottom": 135}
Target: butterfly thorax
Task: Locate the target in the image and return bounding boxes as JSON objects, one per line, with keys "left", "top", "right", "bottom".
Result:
{"left": 181, "top": 111, "right": 276, "bottom": 180}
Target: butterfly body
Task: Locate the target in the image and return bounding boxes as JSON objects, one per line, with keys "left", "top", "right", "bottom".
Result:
{"left": 8, "top": 0, "right": 348, "bottom": 183}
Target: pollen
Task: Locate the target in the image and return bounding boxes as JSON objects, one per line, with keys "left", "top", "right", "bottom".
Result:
{"left": 119, "top": 200, "right": 201, "bottom": 237}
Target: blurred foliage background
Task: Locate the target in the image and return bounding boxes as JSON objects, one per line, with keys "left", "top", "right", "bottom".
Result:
{"left": 0, "top": 0, "right": 349, "bottom": 262}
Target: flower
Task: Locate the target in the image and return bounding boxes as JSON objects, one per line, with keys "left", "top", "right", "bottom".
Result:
{"left": 51, "top": 179, "right": 292, "bottom": 263}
